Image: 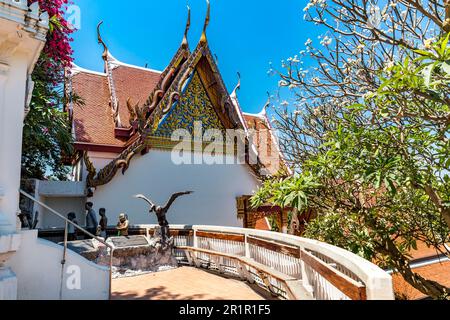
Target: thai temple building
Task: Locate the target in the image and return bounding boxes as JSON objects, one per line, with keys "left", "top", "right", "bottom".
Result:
{"left": 43, "top": 6, "right": 285, "bottom": 230}
{"left": 0, "top": 0, "right": 397, "bottom": 301}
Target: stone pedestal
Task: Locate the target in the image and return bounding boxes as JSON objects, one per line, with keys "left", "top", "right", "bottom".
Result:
{"left": 66, "top": 233, "right": 179, "bottom": 278}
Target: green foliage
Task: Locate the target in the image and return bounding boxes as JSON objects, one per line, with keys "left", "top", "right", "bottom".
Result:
{"left": 269, "top": 1, "right": 450, "bottom": 298}
{"left": 21, "top": 2, "right": 75, "bottom": 180}
{"left": 251, "top": 174, "right": 321, "bottom": 212}
{"left": 21, "top": 75, "right": 74, "bottom": 180}
{"left": 254, "top": 35, "right": 450, "bottom": 272}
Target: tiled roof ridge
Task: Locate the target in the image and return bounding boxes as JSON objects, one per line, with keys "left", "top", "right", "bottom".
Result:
{"left": 108, "top": 54, "right": 162, "bottom": 74}
{"left": 71, "top": 63, "right": 107, "bottom": 77}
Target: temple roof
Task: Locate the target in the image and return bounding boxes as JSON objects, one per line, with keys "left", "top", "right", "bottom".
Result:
{"left": 67, "top": 2, "right": 289, "bottom": 188}
{"left": 70, "top": 63, "right": 161, "bottom": 150}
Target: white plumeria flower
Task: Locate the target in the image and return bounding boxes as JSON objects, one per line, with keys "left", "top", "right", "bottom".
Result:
{"left": 424, "top": 38, "right": 435, "bottom": 49}
{"left": 320, "top": 36, "right": 332, "bottom": 46}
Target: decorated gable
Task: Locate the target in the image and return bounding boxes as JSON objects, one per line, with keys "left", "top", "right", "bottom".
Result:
{"left": 154, "top": 71, "right": 226, "bottom": 138}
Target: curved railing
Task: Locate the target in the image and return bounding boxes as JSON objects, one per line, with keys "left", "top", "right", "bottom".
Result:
{"left": 33, "top": 221, "right": 394, "bottom": 300}
{"left": 139, "top": 224, "right": 394, "bottom": 300}
{"left": 20, "top": 190, "right": 115, "bottom": 300}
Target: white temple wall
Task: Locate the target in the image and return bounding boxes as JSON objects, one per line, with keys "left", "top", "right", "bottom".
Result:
{"left": 91, "top": 149, "right": 260, "bottom": 227}
{"left": 0, "top": 0, "right": 49, "bottom": 300}
{"left": 88, "top": 151, "right": 118, "bottom": 171}
{"left": 0, "top": 52, "right": 29, "bottom": 232}
{"left": 38, "top": 197, "right": 86, "bottom": 229}
{"left": 6, "top": 230, "right": 109, "bottom": 300}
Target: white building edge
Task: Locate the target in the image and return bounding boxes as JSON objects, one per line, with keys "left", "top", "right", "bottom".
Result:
{"left": 0, "top": 0, "right": 108, "bottom": 300}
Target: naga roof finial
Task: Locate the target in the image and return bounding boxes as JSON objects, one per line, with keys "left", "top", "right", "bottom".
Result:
{"left": 262, "top": 91, "right": 271, "bottom": 113}
{"left": 97, "top": 21, "right": 108, "bottom": 62}
{"left": 200, "top": 0, "right": 210, "bottom": 44}
{"left": 182, "top": 5, "right": 191, "bottom": 48}
{"left": 231, "top": 72, "right": 241, "bottom": 98}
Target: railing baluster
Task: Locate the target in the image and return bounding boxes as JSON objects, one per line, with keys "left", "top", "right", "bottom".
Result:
{"left": 20, "top": 189, "right": 116, "bottom": 300}
{"left": 59, "top": 220, "right": 68, "bottom": 300}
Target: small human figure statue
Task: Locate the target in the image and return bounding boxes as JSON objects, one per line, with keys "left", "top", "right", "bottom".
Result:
{"left": 134, "top": 191, "right": 194, "bottom": 244}
{"left": 67, "top": 212, "right": 78, "bottom": 242}
{"left": 98, "top": 208, "right": 108, "bottom": 239}
{"left": 85, "top": 202, "right": 98, "bottom": 239}
{"left": 116, "top": 213, "right": 129, "bottom": 237}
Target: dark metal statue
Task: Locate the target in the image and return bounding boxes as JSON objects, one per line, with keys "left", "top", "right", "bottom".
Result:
{"left": 134, "top": 191, "right": 194, "bottom": 243}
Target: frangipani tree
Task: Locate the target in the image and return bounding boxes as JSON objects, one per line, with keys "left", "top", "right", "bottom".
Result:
{"left": 255, "top": 0, "right": 450, "bottom": 299}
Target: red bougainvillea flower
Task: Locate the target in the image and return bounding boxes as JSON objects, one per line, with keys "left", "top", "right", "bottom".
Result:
{"left": 28, "top": 0, "right": 74, "bottom": 84}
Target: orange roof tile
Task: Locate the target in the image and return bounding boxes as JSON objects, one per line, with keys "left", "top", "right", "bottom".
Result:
{"left": 408, "top": 241, "right": 448, "bottom": 262}
{"left": 71, "top": 71, "right": 123, "bottom": 146}
{"left": 71, "top": 66, "right": 160, "bottom": 148}
{"left": 244, "top": 114, "right": 283, "bottom": 176}
{"left": 255, "top": 217, "right": 271, "bottom": 231}
{"left": 112, "top": 65, "right": 161, "bottom": 128}
{"left": 392, "top": 261, "right": 450, "bottom": 300}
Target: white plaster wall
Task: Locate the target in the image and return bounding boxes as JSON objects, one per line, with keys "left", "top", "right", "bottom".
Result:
{"left": 89, "top": 151, "right": 118, "bottom": 170}
{"left": 6, "top": 230, "right": 109, "bottom": 300}
{"left": 75, "top": 151, "right": 117, "bottom": 183}
{"left": 39, "top": 197, "right": 86, "bottom": 229}
{"left": 38, "top": 181, "right": 86, "bottom": 197}
{"left": 0, "top": 52, "right": 28, "bottom": 232}
{"left": 92, "top": 150, "right": 260, "bottom": 227}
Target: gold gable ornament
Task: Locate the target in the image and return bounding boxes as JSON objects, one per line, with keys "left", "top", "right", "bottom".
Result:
{"left": 236, "top": 195, "right": 251, "bottom": 220}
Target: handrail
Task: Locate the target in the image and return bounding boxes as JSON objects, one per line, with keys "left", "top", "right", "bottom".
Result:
{"left": 19, "top": 189, "right": 115, "bottom": 300}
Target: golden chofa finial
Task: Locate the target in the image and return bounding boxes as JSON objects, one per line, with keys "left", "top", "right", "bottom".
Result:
{"left": 263, "top": 91, "right": 271, "bottom": 112}
{"left": 182, "top": 5, "right": 191, "bottom": 48}
{"left": 97, "top": 21, "right": 108, "bottom": 61}
{"left": 231, "top": 72, "right": 241, "bottom": 97}
{"left": 200, "top": 0, "right": 210, "bottom": 44}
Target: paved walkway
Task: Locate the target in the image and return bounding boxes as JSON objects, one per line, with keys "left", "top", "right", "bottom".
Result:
{"left": 112, "top": 267, "right": 273, "bottom": 300}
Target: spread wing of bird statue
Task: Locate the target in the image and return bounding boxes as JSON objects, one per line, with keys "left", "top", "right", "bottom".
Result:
{"left": 134, "top": 194, "right": 156, "bottom": 210}
{"left": 163, "top": 191, "right": 194, "bottom": 211}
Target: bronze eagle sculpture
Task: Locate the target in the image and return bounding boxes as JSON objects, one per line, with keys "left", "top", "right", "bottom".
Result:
{"left": 134, "top": 191, "right": 194, "bottom": 243}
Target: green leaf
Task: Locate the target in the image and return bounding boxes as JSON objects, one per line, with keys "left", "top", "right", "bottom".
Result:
{"left": 440, "top": 33, "right": 450, "bottom": 56}
{"left": 413, "top": 49, "right": 435, "bottom": 58}
{"left": 441, "top": 62, "right": 450, "bottom": 76}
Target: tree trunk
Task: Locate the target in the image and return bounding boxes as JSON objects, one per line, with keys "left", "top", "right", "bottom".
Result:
{"left": 288, "top": 208, "right": 299, "bottom": 235}
{"left": 423, "top": 185, "right": 450, "bottom": 230}
{"left": 444, "top": 0, "right": 450, "bottom": 32}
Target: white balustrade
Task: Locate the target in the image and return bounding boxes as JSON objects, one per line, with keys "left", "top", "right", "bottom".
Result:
{"left": 135, "top": 224, "right": 394, "bottom": 300}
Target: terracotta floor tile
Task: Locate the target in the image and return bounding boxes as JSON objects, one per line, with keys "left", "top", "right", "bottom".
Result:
{"left": 112, "top": 267, "right": 273, "bottom": 300}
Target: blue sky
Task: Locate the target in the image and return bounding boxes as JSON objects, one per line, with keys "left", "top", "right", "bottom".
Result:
{"left": 70, "top": 0, "right": 320, "bottom": 113}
